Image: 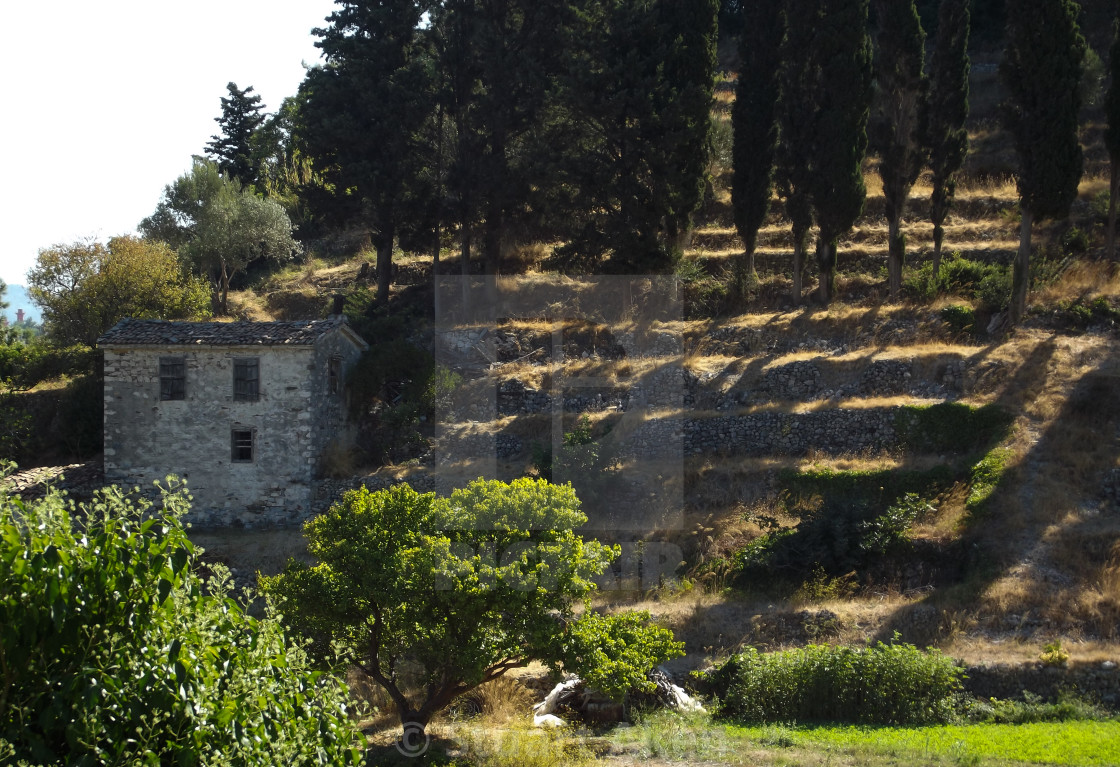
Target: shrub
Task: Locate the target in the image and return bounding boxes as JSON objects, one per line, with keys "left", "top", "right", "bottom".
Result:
{"left": 902, "top": 253, "right": 1012, "bottom": 312}
{"left": 940, "top": 304, "right": 976, "bottom": 335}
{"left": 0, "top": 473, "right": 363, "bottom": 765}
{"left": 705, "top": 639, "right": 965, "bottom": 725}
{"left": 0, "top": 342, "right": 96, "bottom": 390}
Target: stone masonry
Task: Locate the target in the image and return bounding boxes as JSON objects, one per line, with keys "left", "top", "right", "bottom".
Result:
{"left": 100, "top": 318, "right": 368, "bottom": 528}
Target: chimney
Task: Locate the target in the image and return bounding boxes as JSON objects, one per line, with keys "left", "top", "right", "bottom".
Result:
{"left": 16, "top": 309, "right": 24, "bottom": 323}
{"left": 330, "top": 294, "right": 345, "bottom": 319}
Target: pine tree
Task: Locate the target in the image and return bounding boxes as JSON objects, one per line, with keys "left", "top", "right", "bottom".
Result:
{"left": 731, "top": 0, "right": 784, "bottom": 286}
{"left": 1105, "top": 17, "right": 1120, "bottom": 259}
{"left": 205, "top": 82, "right": 267, "bottom": 188}
{"left": 926, "top": 0, "right": 971, "bottom": 279}
{"left": 807, "top": 0, "right": 874, "bottom": 304}
{"left": 300, "top": 0, "right": 434, "bottom": 303}
{"left": 1001, "top": 0, "right": 1085, "bottom": 324}
{"left": 870, "top": 0, "right": 927, "bottom": 301}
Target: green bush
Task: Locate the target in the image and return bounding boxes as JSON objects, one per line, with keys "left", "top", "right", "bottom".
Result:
{"left": 0, "top": 342, "right": 96, "bottom": 390}
{"left": 976, "top": 269, "right": 1012, "bottom": 312}
{"left": 705, "top": 640, "right": 965, "bottom": 725}
{"left": 940, "top": 304, "right": 976, "bottom": 335}
{"left": 0, "top": 473, "right": 363, "bottom": 765}
{"left": 533, "top": 416, "right": 618, "bottom": 501}
{"left": 966, "top": 447, "right": 1012, "bottom": 513}
{"left": 902, "top": 253, "right": 1012, "bottom": 312}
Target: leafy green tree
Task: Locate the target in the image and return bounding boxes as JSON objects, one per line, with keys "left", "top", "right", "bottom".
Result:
{"left": 205, "top": 82, "right": 268, "bottom": 188}
{"left": 807, "top": 0, "right": 874, "bottom": 304}
{"left": 926, "top": 0, "right": 971, "bottom": 279}
{"left": 28, "top": 236, "right": 211, "bottom": 347}
{"left": 1105, "top": 18, "right": 1120, "bottom": 259}
{"left": 140, "top": 159, "right": 299, "bottom": 314}
{"left": 261, "top": 478, "right": 683, "bottom": 737}
{"left": 731, "top": 0, "right": 784, "bottom": 286}
{"left": 871, "top": 0, "right": 927, "bottom": 301}
{"left": 1001, "top": 0, "right": 1086, "bottom": 324}
{"left": 0, "top": 475, "right": 363, "bottom": 765}
{"left": 300, "top": 0, "right": 435, "bottom": 303}
{"left": 0, "top": 278, "right": 7, "bottom": 312}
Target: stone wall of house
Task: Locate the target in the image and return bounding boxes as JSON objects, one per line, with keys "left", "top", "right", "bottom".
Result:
{"left": 104, "top": 344, "right": 320, "bottom": 528}
{"left": 310, "top": 332, "right": 365, "bottom": 464}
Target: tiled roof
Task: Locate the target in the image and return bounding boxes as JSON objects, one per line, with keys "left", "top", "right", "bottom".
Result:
{"left": 97, "top": 317, "right": 368, "bottom": 348}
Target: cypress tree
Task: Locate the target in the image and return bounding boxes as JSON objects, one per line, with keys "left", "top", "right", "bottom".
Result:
{"left": 658, "top": 0, "right": 720, "bottom": 256}
{"left": 926, "top": 0, "right": 971, "bottom": 280}
{"left": 549, "top": 0, "right": 718, "bottom": 274}
{"left": 300, "top": 0, "right": 434, "bottom": 303}
{"left": 430, "top": 0, "right": 568, "bottom": 277}
{"left": 870, "top": 0, "right": 927, "bottom": 301}
{"left": 1001, "top": 0, "right": 1085, "bottom": 324}
{"left": 775, "top": 0, "right": 818, "bottom": 303}
{"left": 731, "top": 0, "right": 784, "bottom": 287}
{"left": 807, "top": 0, "right": 874, "bottom": 304}
{"left": 1105, "top": 17, "right": 1120, "bottom": 259}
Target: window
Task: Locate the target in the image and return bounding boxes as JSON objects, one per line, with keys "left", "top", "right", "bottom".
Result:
{"left": 233, "top": 358, "right": 259, "bottom": 401}
{"left": 159, "top": 357, "right": 185, "bottom": 400}
{"left": 231, "top": 428, "right": 255, "bottom": 462}
{"left": 328, "top": 356, "right": 342, "bottom": 395}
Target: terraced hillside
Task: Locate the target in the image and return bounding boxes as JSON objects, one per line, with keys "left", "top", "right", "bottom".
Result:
{"left": 205, "top": 63, "right": 1120, "bottom": 672}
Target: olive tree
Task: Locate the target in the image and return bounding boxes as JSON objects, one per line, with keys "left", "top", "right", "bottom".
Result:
{"left": 140, "top": 159, "right": 299, "bottom": 314}
{"left": 261, "top": 478, "right": 683, "bottom": 738}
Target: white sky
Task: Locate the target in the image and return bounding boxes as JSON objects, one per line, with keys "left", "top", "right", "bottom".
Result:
{"left": 0, "top": 0, "right": 338, "bottom": 287}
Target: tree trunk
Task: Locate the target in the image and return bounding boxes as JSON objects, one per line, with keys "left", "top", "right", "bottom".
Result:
{"left": 433, "top": 223, "right": 442, "bottom": 319}
{"left": 219, "top": 259, "right": 231, "bottom": 316}
{"left": 887, "top": 212, "right": 904, "bottom": 301}
{"left": 460, "top": 225, "right": 471, "bottom": 308}
{"left": 932, "top": 222, "right": 945, "bottom": 282}
{"left": 791, "top": 234, "right": 804, "bottom": 304}
{"left": 816, "top": 237, "right": 836, "bottom": 304}
{"left": 376, "top": 225, "right": 394, "bottom": 305}
{"left": 1109, "top": 162, "right": 1118, "bottom": 261}
{"left": 1010, "top": 205, "right": 1033, "bottom": 325}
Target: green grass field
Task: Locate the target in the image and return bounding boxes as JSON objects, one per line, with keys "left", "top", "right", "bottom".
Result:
{"left": 608, "top": 712, "right": 1120, "bottom": 767}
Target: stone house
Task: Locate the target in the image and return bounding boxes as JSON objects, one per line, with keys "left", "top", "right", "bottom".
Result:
{"left": 98, "top": 316, "right": 368, "bottom": 527}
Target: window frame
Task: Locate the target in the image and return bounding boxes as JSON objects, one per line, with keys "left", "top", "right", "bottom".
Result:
{"left": 233, "top": 357, "right": 260, "bottom": 401}
{"left": 159, "top": 356, "right": 186, "bottom": 401}
{"left": 328, "top": 355, "right": 342, "bottom": 395}
{"left": 231, "top": 427, "right": 255, "bottom": 463}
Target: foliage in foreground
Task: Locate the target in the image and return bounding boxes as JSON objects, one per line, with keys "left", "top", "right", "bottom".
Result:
{"left": 0, "top": 472, "right": 362, "bottom": 766}
{"left": 704, "top": 640, "right": 965, "bottom": 725}
{"left": 262, "top": 478, "right": 683, "bottom": 734}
